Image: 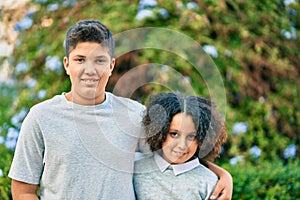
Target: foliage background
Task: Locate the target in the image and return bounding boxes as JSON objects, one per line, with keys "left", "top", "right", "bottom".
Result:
{"left": 0, "top": 0, "right": 299, "bottom": 199}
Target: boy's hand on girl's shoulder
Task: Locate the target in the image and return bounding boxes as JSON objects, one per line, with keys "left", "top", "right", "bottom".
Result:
{"left": 210, "top": 170, "right": 233, "bottom": 200}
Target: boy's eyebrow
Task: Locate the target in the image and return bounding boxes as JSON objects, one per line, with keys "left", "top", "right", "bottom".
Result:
{"left": 72, "top": 55, "right": 108, "bottom": 58}
{"left": 94, "top": 55, "right": 109, "bottom": 58}
{"left": 73, "top": 54, "right": 86, "bottom": 57}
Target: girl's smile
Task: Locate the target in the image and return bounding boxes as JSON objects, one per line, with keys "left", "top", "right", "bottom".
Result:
{"left": 162, "top": 113, "right": 198, "bottom": 164}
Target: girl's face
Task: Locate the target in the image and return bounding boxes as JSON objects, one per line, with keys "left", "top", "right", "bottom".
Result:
{"left": 162, "top": 113, "right": 198, "bottom": 164}
{"left": 63, "top": 42, "right": 115, "bottom": 105}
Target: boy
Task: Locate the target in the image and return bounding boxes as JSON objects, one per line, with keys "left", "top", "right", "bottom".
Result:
{"left": 9, "top": 19, "right": 232, "bottom": 199}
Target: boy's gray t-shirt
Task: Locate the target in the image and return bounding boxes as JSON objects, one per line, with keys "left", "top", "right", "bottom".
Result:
{"left": 9, "top": 92, "right": 148, "bottom": 199}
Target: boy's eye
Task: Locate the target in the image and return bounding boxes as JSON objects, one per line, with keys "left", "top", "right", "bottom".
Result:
{"left": 75, "top": 58, "right": 85, "bottom": 63}
{"left": 96, "top": 59, "right": 106, "bottom": 63}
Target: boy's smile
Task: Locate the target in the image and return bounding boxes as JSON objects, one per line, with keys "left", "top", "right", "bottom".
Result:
{"left": 63, "top": 42, "right": 115, "bottom": 105}
{"left": 81, "top": 78, "right": 100, "bottom": 86}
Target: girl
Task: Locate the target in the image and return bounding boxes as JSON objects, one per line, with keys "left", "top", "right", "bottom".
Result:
{"left": 134, "top": 92, "right": 228, "bottom": 200}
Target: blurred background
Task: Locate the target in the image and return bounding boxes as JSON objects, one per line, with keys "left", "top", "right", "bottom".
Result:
{"left": 0, "top": 0, "right": 299, "bottom": 199}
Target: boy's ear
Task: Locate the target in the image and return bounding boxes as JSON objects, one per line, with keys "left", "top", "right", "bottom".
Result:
{"left": 63, "top": 57, "right": 70, "bottom": 75}
{"left": 109, "top": 58, "right": 115, "bottom": 76}
{"left": 110, "top": 58, "right": 116, "bottom": 69}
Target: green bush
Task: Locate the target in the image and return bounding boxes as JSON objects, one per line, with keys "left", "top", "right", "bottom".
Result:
{"left": 0, "top": 0, "right": 299, "bottom": 199}
{"left": 221, "top": 159, "right": 300, "bottom": 200}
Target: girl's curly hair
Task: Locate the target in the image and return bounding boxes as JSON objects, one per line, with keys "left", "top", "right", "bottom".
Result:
{"left": 143, "top": 92, "right": 227, "bottom": 162}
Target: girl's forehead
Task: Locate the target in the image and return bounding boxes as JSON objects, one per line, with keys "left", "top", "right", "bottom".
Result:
{"left": 170, "top": 113, "right": 196, "bottom": 129}
{"left": 171, "top": 113, "right": 192, "bottom": 121}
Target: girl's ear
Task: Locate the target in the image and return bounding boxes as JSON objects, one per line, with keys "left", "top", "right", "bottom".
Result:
{"left": 63, "top": 57, "right": 70, "bottom": 75}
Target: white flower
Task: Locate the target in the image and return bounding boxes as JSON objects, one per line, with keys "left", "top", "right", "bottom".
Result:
{"left": 284, "top": 144, "right": 296, "bottom": 159}
{"left": 11, "top": 108, "right": 28, "bottom": 127}
{"left": 5, "top": 128, "right": 20, "bottom": 150}
{"left": 14, "top": 16, "right": 33, "bottom": 31}
{"left": 290, "top": 26, "right": 297, "bottom": 39}
{"left": 281, "top": 29, "right": 292, "bottom": 39}
{"left": 229, "top": 155, "right": 244, "bottom": 166}
{"left": 35, "top": 0, "right": 48, "bottom": 3}
{"left": 135, "top": 9, "right": 155, "bottom": 21}
{"left": 62, "top": 0, "right": 77, "bottom": 7}
{"left": 45, "top": 56, "right": 63, "bottom": 73}
{"left": 0, "top": 168, "right": 3, "bottom": 177}
{"left": 3, "top": 77, "right": 16, "bottom": 86}
{"left": 284, "top": 0, "right": 295, "bottom": 6}
{"left": 232, "top": 122, "right": 248, "bottom": 135}
{"left": 37, "top": 89, "right": 47, "bottom": 99}
{"left": 25, "top": 9, "right": 37, "bottom": 18}
{"left": 281, "top": 26, "right": 297, "bottom": 40}
{"left": 19, "top": 108, "right": 28, "bottom": 119}
{"left": 203, "top": 45, "right": 218, "bottom": 58}
{"left": 15, "top": 62, "right": 28, "bottom": 74}
{"left": 7, "top": 128, "right": 20, "bottom": 140}
{"left": 158, "top": 8, "right": 169, "bottom": 19}
{"left": 249, "top": 145, "right": 261, "bottom": 158}
{"left": 289, "top": 8, "right": 297, "bottom": 16}
{"left": 0, "top": 136, "right": 4, "bottom": 144}
{"left": 5, "top": 139, "right": 17, "bottom": 150}
{"left": 47, "top": 3, "right": 59, "bottom": 11}
{"left": 138, "top": 0, "right": 157, "bottom": 10}
{"left": 26, "top": 78, "right": 37, "bottom": 88}
{"left": 186, "top": 2, "right": 198, "bottom": 10}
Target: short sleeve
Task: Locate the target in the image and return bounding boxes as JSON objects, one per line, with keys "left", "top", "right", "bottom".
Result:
{"left": 8, "top": 108, "right": 45, "bottom": 184}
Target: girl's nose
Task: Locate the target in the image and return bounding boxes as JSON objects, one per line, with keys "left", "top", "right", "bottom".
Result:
{"left": 177, "top": 137, "right": 187, "bottom": 150}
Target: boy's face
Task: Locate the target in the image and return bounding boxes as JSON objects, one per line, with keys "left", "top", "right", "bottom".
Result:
{"left": 63, "top": 42, "right": 115, "bottom": 105}
{"left": 162, "top": 113, "right": 198, "bottom": 164}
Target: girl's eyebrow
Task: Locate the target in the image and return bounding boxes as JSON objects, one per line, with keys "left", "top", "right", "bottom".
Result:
{"left": 168, "top": 129, "right": 197, "bottom": 135}
{"left": 169, "top": 129, "right": 179, "bottom": 132}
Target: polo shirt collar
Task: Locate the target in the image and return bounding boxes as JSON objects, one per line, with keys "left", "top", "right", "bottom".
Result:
{"left": 154, "top": 152, "right": 200, "bottom": 176}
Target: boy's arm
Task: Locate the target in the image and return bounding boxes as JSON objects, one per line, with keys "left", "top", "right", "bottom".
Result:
{"left": 206, "top": 161, "right": 233, "bottom": 200}
{"left": 11, "top": 179, "right": 39, "bottom": 200}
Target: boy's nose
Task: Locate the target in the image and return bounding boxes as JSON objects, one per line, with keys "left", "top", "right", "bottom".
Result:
{"left": 83, "top": 61, "right": 96, "bottom": 74}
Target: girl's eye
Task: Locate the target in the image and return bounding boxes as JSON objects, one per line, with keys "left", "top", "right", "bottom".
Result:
{"left": 187, "top": 134, "right": 197, "bottom": 141}
{"left": 169, "top": 132, "right": 179, "bottom": 138}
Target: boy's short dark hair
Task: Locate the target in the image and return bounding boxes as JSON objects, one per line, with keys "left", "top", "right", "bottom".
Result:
{"left": 143, "top": 92, "right": 227, "bottom": 161}
{"left": 64, "top": 19, "right": 114, "bottom": 58}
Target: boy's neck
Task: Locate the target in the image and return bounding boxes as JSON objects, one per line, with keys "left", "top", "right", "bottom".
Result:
{"left": 64, "top": 92, "right": 106, "bottom": 105}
